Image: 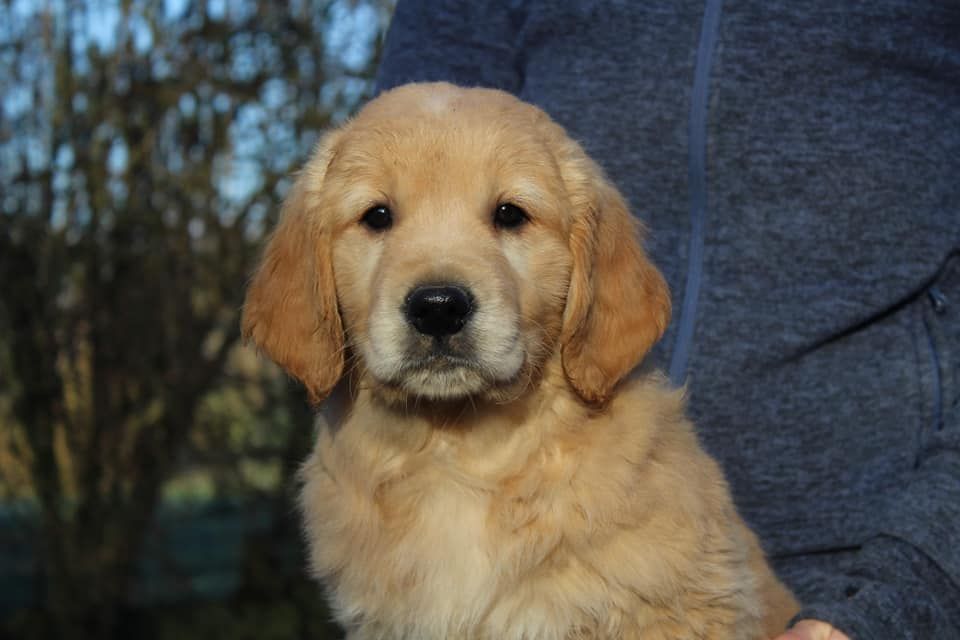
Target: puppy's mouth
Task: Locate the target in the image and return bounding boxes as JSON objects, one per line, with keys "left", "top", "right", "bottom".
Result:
{"left": 408, "top": 348, "right": 477, "bottom": 372}
{"left": 383, "top": 340, "right": 515, "bottom": 400}
{"left": 386, "top": 326, "right": 518, "bottom": 400}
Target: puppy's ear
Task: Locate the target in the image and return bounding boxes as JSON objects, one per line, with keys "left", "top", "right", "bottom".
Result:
{"left": 242, "top": 132, "right": 344, "bottom": 405}
{"left": 559, "top": 147, "right": 671, "bottom": 406}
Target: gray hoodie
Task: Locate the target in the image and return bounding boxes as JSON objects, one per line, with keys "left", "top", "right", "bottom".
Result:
{"left": 376, "top": 1, "right": 960, "bottom": 637}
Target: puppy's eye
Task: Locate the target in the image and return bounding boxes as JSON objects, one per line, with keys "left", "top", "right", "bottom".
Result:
{"left": 360, "top": 205, "right": 392, "bottom": 231}
{"left": 493, "top": 203, "right": 529, "bottom": 230}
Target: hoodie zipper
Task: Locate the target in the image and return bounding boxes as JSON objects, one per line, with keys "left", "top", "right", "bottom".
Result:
{"left": 670, "top": 0, "right": 724, "bottom": 385}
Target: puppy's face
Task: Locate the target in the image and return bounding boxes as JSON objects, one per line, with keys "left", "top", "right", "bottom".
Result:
{"left": 243, "top": 83, "right": 670, "bottom": 407}
{"left": 326, "top": 93, "right": 572, "bottom": 402}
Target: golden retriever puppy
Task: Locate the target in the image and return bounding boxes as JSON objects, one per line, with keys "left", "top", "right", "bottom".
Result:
{"left": 242, "top": 82, "right": 798, "bottom": 640}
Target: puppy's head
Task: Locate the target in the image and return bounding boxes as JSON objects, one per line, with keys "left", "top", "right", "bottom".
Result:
{"left": 242, "top": 83, "right": 669, "bottom": 407}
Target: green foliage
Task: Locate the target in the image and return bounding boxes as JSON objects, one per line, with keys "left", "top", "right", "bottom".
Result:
{"left": 5, "top": 580, "right": 345, "bottom": 640}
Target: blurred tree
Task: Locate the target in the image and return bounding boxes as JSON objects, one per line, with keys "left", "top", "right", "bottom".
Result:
{"left": 0, "top": 1, "right": 392, "bottom": 638}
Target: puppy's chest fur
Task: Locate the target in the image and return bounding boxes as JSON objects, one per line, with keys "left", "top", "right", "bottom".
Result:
{"left": 299, "top": 382, "right": 772, "bottom": 640}
{"left": 303, "top": 416, "right": 587, "bottom": 638}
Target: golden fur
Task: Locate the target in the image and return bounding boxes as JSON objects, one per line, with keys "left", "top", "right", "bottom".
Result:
{"left": 242, "top": 83, "right": 798, "bottom": 640}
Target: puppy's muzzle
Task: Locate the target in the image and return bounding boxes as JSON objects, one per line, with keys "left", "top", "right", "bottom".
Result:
{"left": 404, "top": 284, "right": 475, "bottom": 338}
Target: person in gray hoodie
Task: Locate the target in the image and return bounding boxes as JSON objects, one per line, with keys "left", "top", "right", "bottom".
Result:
{"left": 374, "top": 2, "right": 960, "bottom": 639}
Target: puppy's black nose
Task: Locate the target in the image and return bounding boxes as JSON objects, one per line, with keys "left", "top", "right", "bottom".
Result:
{"left": 404, "top": 285, "right": 474, "bottom": 338}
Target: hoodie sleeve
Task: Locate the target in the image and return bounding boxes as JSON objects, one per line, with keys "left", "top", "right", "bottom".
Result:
{"left": 375, "top": 0, "right": 525, "bottom": 94}
{"left": 794, "top": 417, "right": 960, "bottom": 638}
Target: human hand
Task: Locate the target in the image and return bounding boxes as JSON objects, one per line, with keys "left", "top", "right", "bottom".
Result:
{"left": 773, "top": 619, "right": 851, "bottom": 640}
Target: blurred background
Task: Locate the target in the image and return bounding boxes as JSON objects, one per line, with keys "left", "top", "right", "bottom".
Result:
{"left": 0, "top": 1, "right": 396, "bottom": 638}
